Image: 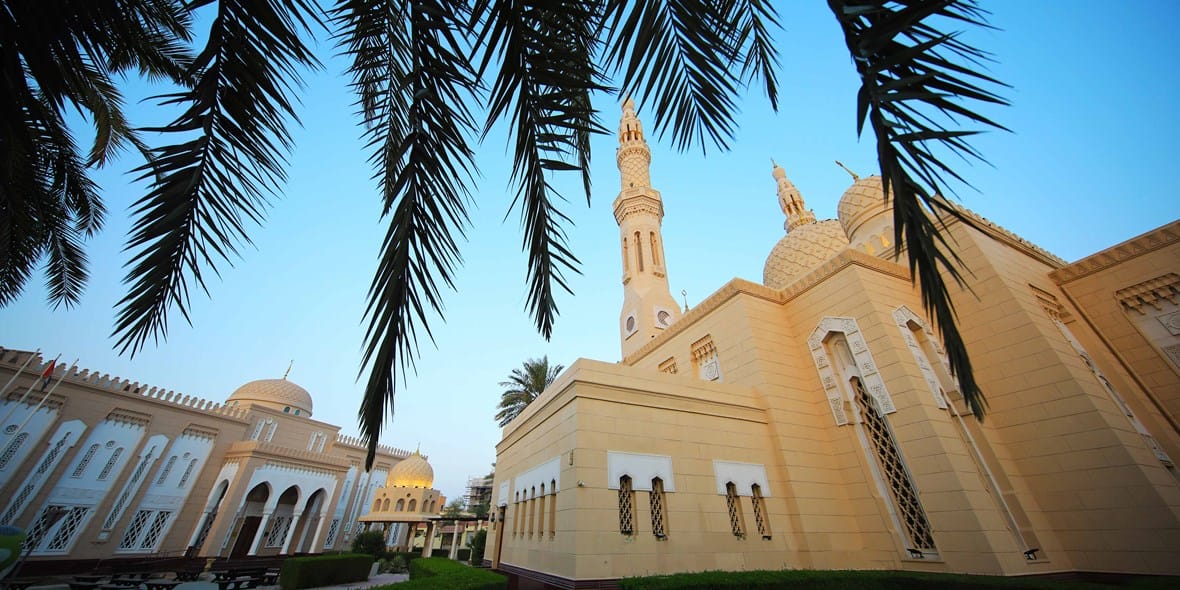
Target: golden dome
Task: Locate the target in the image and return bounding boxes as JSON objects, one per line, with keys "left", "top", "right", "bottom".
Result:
{"left": 836, "top": 175, "right": 887, "bottom": 239}
{"left": 227, "top": 379, "right": 313, "bottom": 417}
{"left": 762, "top": 219, "right": 850, "bottom": 289}
{"left": 387, "top": 451, "right": 434, "bottom": 489}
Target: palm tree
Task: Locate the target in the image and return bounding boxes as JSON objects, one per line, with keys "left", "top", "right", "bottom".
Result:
{"left": 1, "top": 1, "right": 1003, "bottom": 467}
{"left": 496, "top": 356, "right": 564, "bottom": 427}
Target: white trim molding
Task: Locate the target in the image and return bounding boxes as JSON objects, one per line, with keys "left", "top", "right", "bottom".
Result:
{"left": 808, "top": 316, "right": 896, "bottom": 426}
{"left": 607, "top": 451, "right": 675, "bottom": 492}
{"left": 712, "top": 460, "right": 770, "bottom": 497}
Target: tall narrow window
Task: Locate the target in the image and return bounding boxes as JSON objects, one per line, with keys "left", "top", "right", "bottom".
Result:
{"left": 622, "top": 238, "right": 629, "bottom": 272}
{"left": 548, "top": 479, "right": 557, "bottom": 537}
{"left": 528, "top": 487, "right": 536, "bottom": 537}
{"left": 650, "top": 232, "right": 659, "bottom": 265}
{"left": 536, "top": 484, "right": 545, "bottom": 540}
{"left": 634, "top": 231, "right": 644, "bottom": 272}
{"left": 618, "top": 475, "right": 634, "bottom": 535}
{"left": 725, "top": 482, "right": 744, "bottom": 538}
{"left": 852, "top": 377, "right": 936, "bottom": 552}
{"left": 513, "top": 492, "right": 521, "bottom": 536}
{"left": 650, "top": 477, "right": 667, "bottom": 538}
{"left": 71, "top": 444, "right": 100, "bottom": 478}
{"left": 751, "top": 484, "right": 770, "bottom": 539}
{"left": 177, "top": 459, "right": 199, "bottom": 488}
{"left": 156, "top": 456, "right": 177, "bottom": 484}
{"left": 97, "top": 447, "right": 124, "bottom": 480}
{"left": 0, "top": 432, "right": 29, "bottom": 470}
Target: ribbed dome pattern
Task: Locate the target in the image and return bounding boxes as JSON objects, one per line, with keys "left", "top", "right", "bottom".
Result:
{"left": 387, "top": 451, "right": 434, "bottom": 489}
{"left": 762, "top": 220, "right": 849, "bottom": 289}
{"left": 227, "top": 379, "right": 313, "bottom": 416}
{"left": 836, "top": 175, "right": 887, "bottom": 239}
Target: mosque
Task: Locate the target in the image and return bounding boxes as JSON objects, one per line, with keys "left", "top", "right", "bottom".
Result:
{"left": 487, "top": 101, "right": 1180, "bottom": 587}
{"left": 0, "top": 356, "right": 445, "bottom": 562}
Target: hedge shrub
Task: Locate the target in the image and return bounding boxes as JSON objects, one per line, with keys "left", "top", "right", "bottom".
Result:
{"left": 278, "top": 553, "right": 374, "bottom": 590}
{"left": 364, "top": 557, "right": 504, "bottom": 590}
{"left": 617, "top": 569, "right": 1111, "bottom": 590}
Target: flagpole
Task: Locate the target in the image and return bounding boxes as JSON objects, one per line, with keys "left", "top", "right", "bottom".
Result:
{"left": 6, "top": 359, "right": 77, "bottom": 441}
{"left": 0, "top": 353, "right": 61, "bottom": 428}
{"left": 0, "top": 348, "right": 41, "bottom": 400}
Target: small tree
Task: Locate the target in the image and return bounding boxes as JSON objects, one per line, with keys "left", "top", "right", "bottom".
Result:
{"left": 350, "top": 530, "right": 386, "bottom": 558}
{"left": 441, "top": 500, "right": 465, "bottom": 518}
{"left": 468, "top": 529, "right": 487, "bottom": 566}
{"left": 472, "top": 501, "right": 489, "bottom": 519}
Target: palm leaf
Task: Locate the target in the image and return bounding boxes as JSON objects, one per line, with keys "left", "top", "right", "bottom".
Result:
{"left": 830, "top": 0, "right": 1010, "bottom": 418}
{"left": 334, "top": 0, "right": 481, "bottom": 468}
{"left": 113, "top": 0, "right": 322, "bottom": 355}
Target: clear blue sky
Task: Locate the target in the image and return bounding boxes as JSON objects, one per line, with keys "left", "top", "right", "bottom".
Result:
{"left": 2, "top": 2, "right": 1177, "bottom": 502}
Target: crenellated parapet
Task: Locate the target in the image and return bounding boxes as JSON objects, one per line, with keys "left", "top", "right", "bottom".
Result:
{"left": 0, "top": 348, "right": 250, "bottom": 421}
{"left": 333, "top": 433, "right": 411, "bottom": 460}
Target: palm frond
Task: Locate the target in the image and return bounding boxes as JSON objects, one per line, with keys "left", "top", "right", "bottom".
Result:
{"left": 602, "top": 0, "right": 780, "bottom": 152}
{"left": 113, "top": 0, "right": 322, "bottom": 356}
{"left": 495, "top": 356, "right": 564, "bottom": 426}
{"left": 334, "top": 0, "right": 481, "bottom": 468}
{"left": 474, "top": 0, "right": 610, "bottom": 340}
{"left": 830, "top": 0, "right": 1009, "bottom": 419}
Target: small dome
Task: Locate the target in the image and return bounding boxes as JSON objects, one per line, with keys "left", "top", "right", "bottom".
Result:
{"left": 227, "top": 379, "right": 313, "bottom": 417}
{"left": 763, "top": 220, "right": 850, "bottom": 289}
{"left": 836, "top": 175, "right": 887, "bottom": 239}
{"left": 387, "top": 451, "right": 434, "bottom": 489}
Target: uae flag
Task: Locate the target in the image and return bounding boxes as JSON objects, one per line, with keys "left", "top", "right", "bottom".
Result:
{"left": 39, "top": 360, "right": 56, "bottom": 392}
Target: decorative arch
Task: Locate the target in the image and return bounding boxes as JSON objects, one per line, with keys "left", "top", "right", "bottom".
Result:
{"left": 395, "top": 499, "right": 405, "bottom": 511}
{"left": 892, "top": 306, "right": 950, "bottom": 409}
{"left": 407, "top": 498, "right": 417, "bottom": 512}
{"left": 808, "top": 316, "right": 896, "bottom": 426}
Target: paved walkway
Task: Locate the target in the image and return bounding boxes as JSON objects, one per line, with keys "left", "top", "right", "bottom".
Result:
{"left": 26, "top": 573, "right": 411, "bottom": 590}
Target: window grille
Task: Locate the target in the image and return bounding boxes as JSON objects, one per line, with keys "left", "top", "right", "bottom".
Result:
{"left": 0, "top": 432, "right": 29, "bottom": 470}
{"left": 751, "top": 484, "right": 770, "bottom": 539}
{"left": 725, "top": 482, "right": 744, "bottom": 538}
{"left": 178, "top": 459, "right": 199, "bottom": 488}
{"left": 104, "top": 448, "right": 156, "bottom": 529}
{"left": 250, "top": 420, "right": 265, "bottom": 440}
{"left": 97, "top": 447, "right": 123, "bottom": 480}
{"left": 22, "top": 505, "right": 63, "bottom": 551}
{"left": 527, "top": 488, "right": 536, "bottom": 537}
{"left": 650, "top": 478, "right": 667, "bottom": 538}
{"left": 618, "top": 476, "right": 635, "bottom": 535}
{"left": 119, "top": 510, "right": 152, "bottom": 549}
{"left": 2, "top": 436, "right": 69, "bottom": 525}
{"left": 265, "top": 515, "right": 293, "bottom": 548}
{"left": 43, "top": 506, "right": 90, "bottom": 552}
{"left": 193, "top": 513, "right": 216, "bottom": 552}
{"left": 324, "top": 518, "right": 341, "bottom": 548}
{"left": 71, "top": 444, "right": 100, "bottom": 478}
{"left": 853, "top": 378, "right": 936, "bottom": 551}
{"left": 139, "top": 511, "right": 173, "bottom": 550}
{"left": 549, "top": 481, "right": 557, "bottom": 537}
{"left": 157, "top": 456, "right": 177, "bottom": 484}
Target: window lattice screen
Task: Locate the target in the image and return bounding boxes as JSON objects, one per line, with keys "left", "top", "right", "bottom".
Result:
{"left": 854, "top": 378, "right": 936, "bottom": 551}
{"left": 618, "top": 476, "right": 634, "bottom": 535}
{"left": 725, "top": 482, "right": 744, "bottom": 537}
{"left": 650, "top": 478, "right": 666, "bottom": 538}
{"left": 751, "top": 484, "right": 770, "bottom": 539}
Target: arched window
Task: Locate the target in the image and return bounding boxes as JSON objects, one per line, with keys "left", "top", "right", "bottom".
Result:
{"left": 650, "top": 477, "right": 667, "bottom": 538}
{"left": 71, "top": 444, "right": 100, "bottom": 478}
{"left": 536, "top": 484, "right": 545, "bottom": 540}
{"left": 178, "top": 458, "right": 199, "bottom": 488}
{"left": 382, "top": 498, "right": 390, "bottom": 511}
{"left": 156, "top": 455, "right": 177, "bottom": 484}
{"left": 429, "top": 500, "right": 436, "bottom": 513}
{"left": 283, "top": 406, "right": 290, "bottom": 413}
{"left": 527, "top": 487, "right": 536, "bottom": 536}
{"left": 97, "top": 447, "right": 124, "bottom": 480}
{"left": 408, "top": 499, "right": 417, "bottom": 512}
{"left": 650, "top": 232, "right": 659, "bottom": 265}
{"left": 513, "top": 492, "right": 521, "bottom": 536}
{"left": 725, "top": 482, "right": 744, "bottom": 538}
{"left": 751, "top": 484, "right": 770, "bottom": 539}
{"left": 634, "top": 231, "right": 644, "bottom": 272}
{"left": 618, "top": 475, "right": 634, "bottom": 535}
{"left": 0, "top": 432, "right": 29, "bottom": 470}
{"left": 395, "top": 499, "right": 405, "bottom": 511}
{"left": 373, "top": 499, "right": 381, "bottom": 511}
{"left": 548, "top": 479, "right": 557, "bottom": 537}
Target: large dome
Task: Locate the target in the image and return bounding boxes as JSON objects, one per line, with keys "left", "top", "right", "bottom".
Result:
{"left": 387, "top": 451, "right": 434, "bottom": 488}
{"left": 762, "top": 219, "right": 850, "bottom": 289}
{"left": 836, "top": 175, "right": 887, "bottom": 238}
{"left": 227, "top": 379, "right": 313, "bottom": 417}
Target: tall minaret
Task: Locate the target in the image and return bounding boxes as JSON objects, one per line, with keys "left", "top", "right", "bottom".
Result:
{"left": 614, "top": 99, "right": 681, "bottom": 357}
{"left": 773, "top": 160, "right": 816, "bottom": 231}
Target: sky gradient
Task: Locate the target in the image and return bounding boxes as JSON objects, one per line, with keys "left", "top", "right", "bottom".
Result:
{"left": 2, "top": 2, "right": 1178, "bottom": 502}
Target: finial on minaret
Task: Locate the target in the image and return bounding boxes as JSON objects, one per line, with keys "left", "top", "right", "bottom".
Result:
{"left": 283, "top": 360, "right": 293, "bottom": 380}
{"left": 681, "top": 289, "right": 689, "bottom": 313}
{"left": 772, "top": 160, "right": 816, "bottom": 232}
{"left": 835, "top": 160, "right": 860, "bottom": 181}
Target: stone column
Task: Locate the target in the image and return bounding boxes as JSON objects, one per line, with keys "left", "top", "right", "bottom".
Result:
{"left": 307, "top": 511, "right": 328, "bottom": 553}
{"left": 449, "top": 521, "right": 460, "bottom": 560}
{"left": 187, "top": 510, "right": 213, "bottom": 547}
{"left": 247, "top": 511, "right": 273, "bottom": 556}
{"left": 280, "top": 511, "right": 304, "bottom": 554}
{"left": 420, "top": 522, "right": 436, "bottom": 558}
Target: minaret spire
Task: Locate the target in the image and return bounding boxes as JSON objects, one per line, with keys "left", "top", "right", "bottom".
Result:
{"left": 772, "top": 160, "right": 816, "bottom": 231}
{"left": 613, "top": 100, "right": 681, "bottom": 358}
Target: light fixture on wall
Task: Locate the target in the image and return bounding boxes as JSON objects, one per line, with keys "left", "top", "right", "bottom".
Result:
{"left": 1023, "top": 548, "right": 1040, "bottom": 561}
{"left": 906, "top": 548, "right": 925, "bottom": 559}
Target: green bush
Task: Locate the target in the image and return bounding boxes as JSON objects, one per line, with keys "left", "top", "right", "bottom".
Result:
{"left": 351, "top": 529, "right": 387, "bottom": 558}
{"left": 361, "top": 557, "right": 505, "bottom": 590}
{"left": 468, "top": 529, "right": 487, "bottom": 565}
{"left": 388, "top": 555, "right": 408, "bottom": 573}
{"left": 617, "top": 569, "right": 1112, "bottom": 590}
{"left": 278, "top": 553, "right": 374, "bottom": 590}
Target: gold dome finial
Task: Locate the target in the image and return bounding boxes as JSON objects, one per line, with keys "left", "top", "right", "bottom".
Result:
{"left": 835, "top": 160, "right": 860, "bottom": 181}
{"left": 283, "top": 360, "right": 293, "bottom": 380}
